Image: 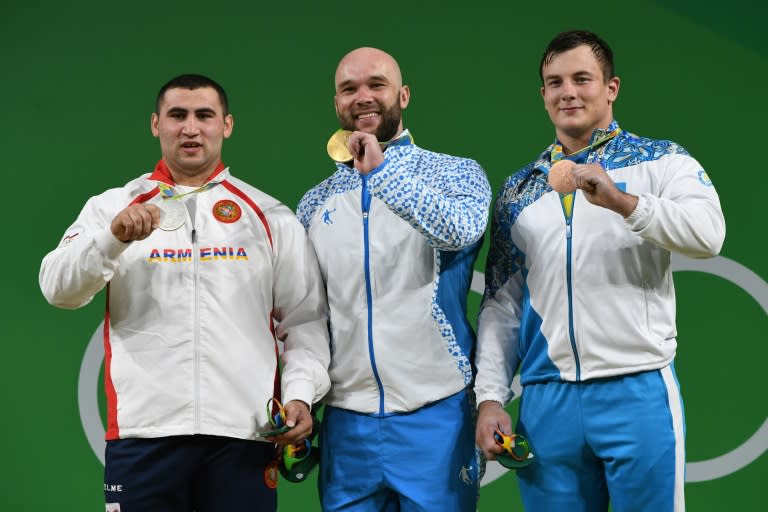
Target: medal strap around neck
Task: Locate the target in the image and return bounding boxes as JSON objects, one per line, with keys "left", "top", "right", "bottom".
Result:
{"left": 386, "top": 130, "right": 413, "bottom": 149}
{"left": 550, "top": 127, "right": 621, "bottom": 164}
{"left": 157, "top": 181, "right": 219, "bottom": 201}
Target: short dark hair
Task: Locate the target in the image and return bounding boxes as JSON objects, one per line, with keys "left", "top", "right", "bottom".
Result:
{"left": 155, "top": 74, "right": 229, "bottom": 116}
{"left": 539, "top": 30, "right": 614, "bottom": 84}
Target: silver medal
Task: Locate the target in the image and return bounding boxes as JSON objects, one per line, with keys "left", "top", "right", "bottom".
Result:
{"left": 157, "top": 199, "right": 186, "bottom": 231}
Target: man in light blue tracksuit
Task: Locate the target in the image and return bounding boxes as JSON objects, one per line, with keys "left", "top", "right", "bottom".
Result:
{"left": 474, "top": 31, "right": 725, "bottom": 511}
{"left": 297, "top": 47, "right": 492, "bottom": 511}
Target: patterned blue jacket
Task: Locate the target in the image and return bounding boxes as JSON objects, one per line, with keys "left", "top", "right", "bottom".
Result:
{"left": 298, "top": 131, "right": 492, "bottom": 414}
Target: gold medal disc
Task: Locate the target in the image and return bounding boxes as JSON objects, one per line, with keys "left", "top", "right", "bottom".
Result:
{"left": 326, "top": 129, "right": 353, "bottom": 162}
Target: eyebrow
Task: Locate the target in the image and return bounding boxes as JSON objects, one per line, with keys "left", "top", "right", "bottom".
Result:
{"left": 336, "top": 74, "right": 391, "bottom": 89}
{"left": 166, "top": 107, "right": 218, "bottom": 115}
{"left": 544, "top": 70, "right": 594, "bottom": 80}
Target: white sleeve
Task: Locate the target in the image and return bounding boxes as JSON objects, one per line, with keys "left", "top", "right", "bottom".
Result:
{"left": 474, "top": 195, "right": 523, "bottom": 406}
{"left": 271, "top": 208, "right": 331, "bottom": 407}
{"left": 625, "top": 153, "right": 725, "bottom": 258}
{"left": 39, "top": 194, "right": 130, "bottom": 309}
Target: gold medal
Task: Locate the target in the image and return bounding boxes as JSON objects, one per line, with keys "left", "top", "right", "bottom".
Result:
{"left": 326, "top": 129, "right": 397, "bottom": 162}
{"left": 326, "top": 129, "right": 353, "bottom": 162}
{"left": 157, "top": 199, "right": 187, "bottom": 231}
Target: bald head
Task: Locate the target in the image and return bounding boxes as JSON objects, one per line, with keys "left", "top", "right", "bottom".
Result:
{"left": 335, "top": 47, "right": 403, "bottom": 90}
{"left": 333, "top": 47, "right": 410, "bottom": 142}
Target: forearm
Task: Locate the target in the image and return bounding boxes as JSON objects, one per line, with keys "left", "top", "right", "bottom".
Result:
{"left": 367, "top": 158, "right": 491, "bottom": 250}
{"left": 39, "top": 228, "right": 126, "bottom": 308}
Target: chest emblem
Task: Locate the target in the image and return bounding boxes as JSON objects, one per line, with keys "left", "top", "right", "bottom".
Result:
{"left": 212, "top": 199, "right": 242, "bottom": 223}
{"left": 322, "top": 208, "right": 336, "bottom": 225}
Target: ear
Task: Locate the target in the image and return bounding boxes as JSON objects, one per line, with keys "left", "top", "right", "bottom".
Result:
{"left": 540, "top": 85, "right": 546, "bottom": 104}
{"left": 399, "top": 85, "right": 410, "bottom": 110}
{"left": 151, "top": 112, "right": 159, "bottom": 137}
{"left": 223, "top": 114, "right": 234, "bottom": 139}
{"left": 607, "top": 76, "right": 620, "bottom": 104}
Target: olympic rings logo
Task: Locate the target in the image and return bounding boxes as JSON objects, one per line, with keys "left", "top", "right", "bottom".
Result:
{"left": 79, "top": 255, "right": 767, "bottom": 484}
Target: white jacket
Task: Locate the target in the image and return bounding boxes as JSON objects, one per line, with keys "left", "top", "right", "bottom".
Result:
{"left": 298, "top": 134, "right": 492, "bottom": 414}
{"left": 475, "top": 123, "right": 726, "bottom": 406}
{"left": 40, "top": 161, "right": 330, "bottom": 441}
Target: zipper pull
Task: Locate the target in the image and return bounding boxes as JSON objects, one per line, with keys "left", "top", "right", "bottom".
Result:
{"left": 192, "top": 228, "right": 197, "bottom": 244}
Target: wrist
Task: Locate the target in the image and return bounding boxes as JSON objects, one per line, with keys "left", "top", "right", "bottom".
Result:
{"left": 478, "top": 400, "right": 504, "bottom": 412}
{"left": 615, "top": 192, "right": 639, "bottom": 218}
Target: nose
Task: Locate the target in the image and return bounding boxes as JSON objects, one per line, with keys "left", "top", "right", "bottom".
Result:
{"left": 560, "top": 80, "right": 577, "bottom": 101}
{"left": 354, "top": 86, "right": 375, "bottom": 105}
{"left": 181, "top": 117, "right": 200, "bottom": 136}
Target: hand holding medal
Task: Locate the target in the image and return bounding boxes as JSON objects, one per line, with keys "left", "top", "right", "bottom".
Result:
{"left": 327, "top": 129, "right": 387, "bottom": 174}
{"left": 110, "top": 203, "right": 161, "bottom": 242}
{"left": 258, "top": 398, "right": 321, "bottom": 484}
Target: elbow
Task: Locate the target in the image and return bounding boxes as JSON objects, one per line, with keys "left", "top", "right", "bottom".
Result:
{"left": 44, "top": 292, "right": 87, "bottom": 310}
{"left": 684, "top": 226, "right": 726, "bottom": 259}
{"left": 446, "top": 214, "right": 490, "bottom": 250}
{"left": 695, "top": 237, "right": 724, "bottom": 259}
{"left": 40, "top": 282, "right": 89, "bottom": 310}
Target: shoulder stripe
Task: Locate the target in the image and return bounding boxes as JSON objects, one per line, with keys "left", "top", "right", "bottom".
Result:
{"left": 221, "top": 181, "right": 273, "bottom": 250}
{"left": 129, "top": 187, "right": 160, "bottom": 206}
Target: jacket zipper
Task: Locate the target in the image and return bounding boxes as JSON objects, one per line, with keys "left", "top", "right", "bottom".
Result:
{"left": 192, "top": 224, "right": 201, "bottom": 431}
{"left": 361, "top": 175, "right": 386, "bottom": 415}
{"left": 561, "top": 194, "right": 581, "bottom": 381}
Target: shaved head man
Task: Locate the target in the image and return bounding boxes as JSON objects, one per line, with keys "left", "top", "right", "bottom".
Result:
{"left": 333, "top": 47, "right": 409, "bottom": 143}
{"left": 298, "top": 48, "right": 492, "bottom": 511}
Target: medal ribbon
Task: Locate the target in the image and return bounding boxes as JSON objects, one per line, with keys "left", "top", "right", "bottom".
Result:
{"left": 384, "top": 130, "right": 413, "bottom": 149}
{"left": 549, "top": 127, "right": 621, "bottom": 164}
{"left": 157, "top": 181, "right": 219, "bottom": 201}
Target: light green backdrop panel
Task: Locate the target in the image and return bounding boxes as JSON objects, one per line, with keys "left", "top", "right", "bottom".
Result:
{"left": 2, "top": 0, "right": 764, "bottom": 510}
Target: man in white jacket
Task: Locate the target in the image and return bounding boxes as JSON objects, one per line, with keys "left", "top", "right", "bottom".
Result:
{"left": 474, "top": 31, "right": 725, "bottom": 511}
{"left": 40, "top": 74, "right": 331, "bottom": 511}
{"left": 298, "top": 48, "right": 491, "bottom": 511}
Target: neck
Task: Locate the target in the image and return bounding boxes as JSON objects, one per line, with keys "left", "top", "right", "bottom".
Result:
{"left": 166, "top": 164, "right": 218, "bottom": 187}
{"left": 557, "top": 130, "right": 594, "bottom": 155}
{"left": 172, "top": 173, "right": 210, "bottom": 187}
{"left": 557, "top": 124, "right": 610, "bottom": 155}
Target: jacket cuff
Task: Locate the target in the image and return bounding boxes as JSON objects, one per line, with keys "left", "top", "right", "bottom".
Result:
{"left": 93, "top": 228, "right": 132, "bottom": 262}
{"left": 624, "top": 194, "right": 652, "bottom": 232}
{"left": 475, "top": 390, "right": 513, "bottom": 408}
{"left": 282, "top": 379, "right": 316, "bottom": 408}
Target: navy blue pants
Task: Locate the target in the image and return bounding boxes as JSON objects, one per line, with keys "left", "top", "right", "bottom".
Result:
{"left": 104, "top": 435, "right": 277, "bottom": 511}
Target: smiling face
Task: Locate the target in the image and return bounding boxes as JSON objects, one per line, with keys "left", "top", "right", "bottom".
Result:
{"left": 333, "top": 47, "right": 410, "bottom": 142}
{"left": 541, "top": 45, "right": 619, "bottom": 152}
{"left": 151, "top": 86, "right": 233, "bottom": 185}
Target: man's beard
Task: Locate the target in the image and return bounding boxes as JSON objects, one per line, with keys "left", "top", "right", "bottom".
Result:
{"left": 340, "top": 101, "right": 402, "bottom": 142}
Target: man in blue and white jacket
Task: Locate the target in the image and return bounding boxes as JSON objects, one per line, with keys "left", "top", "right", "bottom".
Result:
{"left": 474, "top": 31, "right": 725, "bottom": 511}
{"left": 298, "top": 47, "right": 491, "bottom": 511}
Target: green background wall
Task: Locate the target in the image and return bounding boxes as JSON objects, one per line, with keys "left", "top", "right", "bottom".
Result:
{"left": 3, "top": 0, "right": 765, "bottom": 509}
